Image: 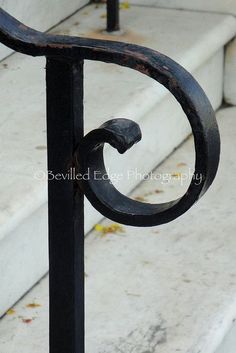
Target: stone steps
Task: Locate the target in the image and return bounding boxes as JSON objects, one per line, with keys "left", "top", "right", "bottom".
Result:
{"left": 130, "top": 0, "right": 236, "bottom": 16}
{"left": 0, "top": 2, "right": 235, "bottom": 316}
{"left": 1, "top": 106, "right": 236, "bottom": 353}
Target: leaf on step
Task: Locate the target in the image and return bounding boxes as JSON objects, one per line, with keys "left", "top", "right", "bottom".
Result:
{"left": 6, "top": 308, "right": 16, "bottom": 315}
{"left": 120, "top": 2, "right": 130, "bottom": 9}
{"left": 100, "top": 13, "right": 106, "bottom": 18}
{"left": 22, "top": 318, "right": 33, "bottom": 324}
{"left": 154, "top": 189, "right": 164, "bottom": 194}
{"left": 134, "top": 196, "right": 147, "bottom": 202}
{"left": 26, "top": 303, "right": 41, "bottom": 308}
{"left": 134, "top": 189, "right": 164, "bottom": 201}
{"left": 171, "top": 172, "right": 182, "bottom": 179}
{"left": 95, "top": 224, "right": 104, "bottom": 232}
{"left": 95, "top": 223, "right": 125, "bottom": 235}
{"left": 177, "top": 162, "right": 187, "bottom": 167}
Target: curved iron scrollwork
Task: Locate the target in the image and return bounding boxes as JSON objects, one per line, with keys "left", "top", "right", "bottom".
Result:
{"left": 0, "top": 6, "right": 220, "bottom": 353}
{"left": 0, "top": 8, "right": 220, "bottom": 226}
{"left": 76, "top": 88, "right": 220, "bottom": 227}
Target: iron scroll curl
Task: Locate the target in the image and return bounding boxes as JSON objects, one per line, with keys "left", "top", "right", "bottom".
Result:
{"left": 0, "top": 8, "right": 220, "bottom": 227}
{"left": 73, "top": 46, "right": 221, "bottom": 226}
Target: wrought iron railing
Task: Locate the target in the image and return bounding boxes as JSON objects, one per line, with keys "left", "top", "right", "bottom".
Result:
{"left": 0, "top": 3, "right": 220, "bottom": 353}
{"left": 106, "top": 0, "right": 120, "bottom": 31}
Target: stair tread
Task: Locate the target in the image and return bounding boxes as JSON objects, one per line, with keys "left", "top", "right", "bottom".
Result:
{"left": 0, "top": 4, "right": 235, "bottom": 241}
{"left": 1, "top": 106, "right": 236, "bottom": 353}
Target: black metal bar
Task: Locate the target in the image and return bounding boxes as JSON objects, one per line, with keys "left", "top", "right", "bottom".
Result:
{"left": 107, "top": 0, "right": 120, "bottom": 32}
{"left": 46, "top": 58, "right": 84, "bottom": 353}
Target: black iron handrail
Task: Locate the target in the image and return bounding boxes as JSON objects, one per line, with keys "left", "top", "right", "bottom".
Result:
{"left": 0, "top": 6, "right": 220, "bottom": 353}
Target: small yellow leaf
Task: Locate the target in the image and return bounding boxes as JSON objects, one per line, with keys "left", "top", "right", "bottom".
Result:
{"left": 134, "top": 196, "right": 147, "bottom": 202}
{"left": 6, "top": 308, "right": 15, "bottom": 315}
{"left": 172, "top": 172, "right": 182, "bottom": 179}
{"left": 95, "top": 224, "right": 104, "bottom": 232}
{"left": 94, "top": 223, "right": 125, "bottom": 235}
{"left": 120, "top": 1, "right": 130, "bottom": 9}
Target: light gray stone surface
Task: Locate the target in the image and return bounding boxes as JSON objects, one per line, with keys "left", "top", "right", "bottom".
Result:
{"left": 0, "top": 3, "right": 235, "bottom": 318}
{"left": 1, "top": 107, "right": 236, "bottom": 353}
{"left": 0, "top": 0, "right": 88, "bottom": 60}
{"left": 130, "top": 0, "right": 236, "bottom": 15}
{"left": 215, "top": 320, "right": 236, "bottom": 353}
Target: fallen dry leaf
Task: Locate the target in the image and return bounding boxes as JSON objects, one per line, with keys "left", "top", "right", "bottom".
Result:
{"left": 134, "top": 196, "right": 147, "bottom": 202}
{"left": 154, "top": 189, "right": 164, "bottom": 194}
{"left": 6, "top": 308, "right": 16, "bottom": 315}
{"left": 22, "top": 318, "right": 33, "bottom": 324}
{"left": 171, "top": 172, "right": 182, "bottom": 179}
{"left": 95, "top": 223, "right": 125, "bottom": 236}
{"left": 177, "top": 162, "right": 187, "bottom": 167}
{"left": 120, "top": 1, "right": 130, "bottom": 9}
{"left": 133, "top": 189, "right": 164, "bottom": 201}
{"left": 26, "top": 303, "right": 41, "bottom": 308}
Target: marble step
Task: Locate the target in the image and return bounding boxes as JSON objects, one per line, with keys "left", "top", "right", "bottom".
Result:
{"left": 0, "top": 0, "right": 88, "bottom": 61}
{"left": 130, "top": 0, "right": 236, "bottom": 16}
{"left": 0, "top": 3, "right": 235, "bottom": 316}
{"left": 0, "top": 106, "right": 236, "bottom": 353}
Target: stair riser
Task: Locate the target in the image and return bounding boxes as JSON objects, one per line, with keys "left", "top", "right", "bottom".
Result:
{"left": 224, "top": 38, "right": 236, "bottom": 105}
{"left": 0, "top": 205, "right": 48, "bottom": 317}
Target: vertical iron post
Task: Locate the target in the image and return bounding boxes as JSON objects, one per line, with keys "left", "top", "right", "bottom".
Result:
{"left": 46, "top": 58, "right": 84, "bottom": 353}
{"left": 107, "top": 0, "right": 120, "bottom": 32}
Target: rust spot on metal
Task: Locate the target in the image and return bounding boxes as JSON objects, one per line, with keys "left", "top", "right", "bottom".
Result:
{"left": 125, "top": 49, "right": 149, "bottom": 62}
{"left": 50, "top": 43, "right": 72, "bottom": 49}
{"left": 37, "top": 43, "right": 72, "bottom": 49}
{"left": 169, "top": 77, "right": 179, "bottom": 89}
{"left": 135, "top": 63, "right": 150, "bottom": 75}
